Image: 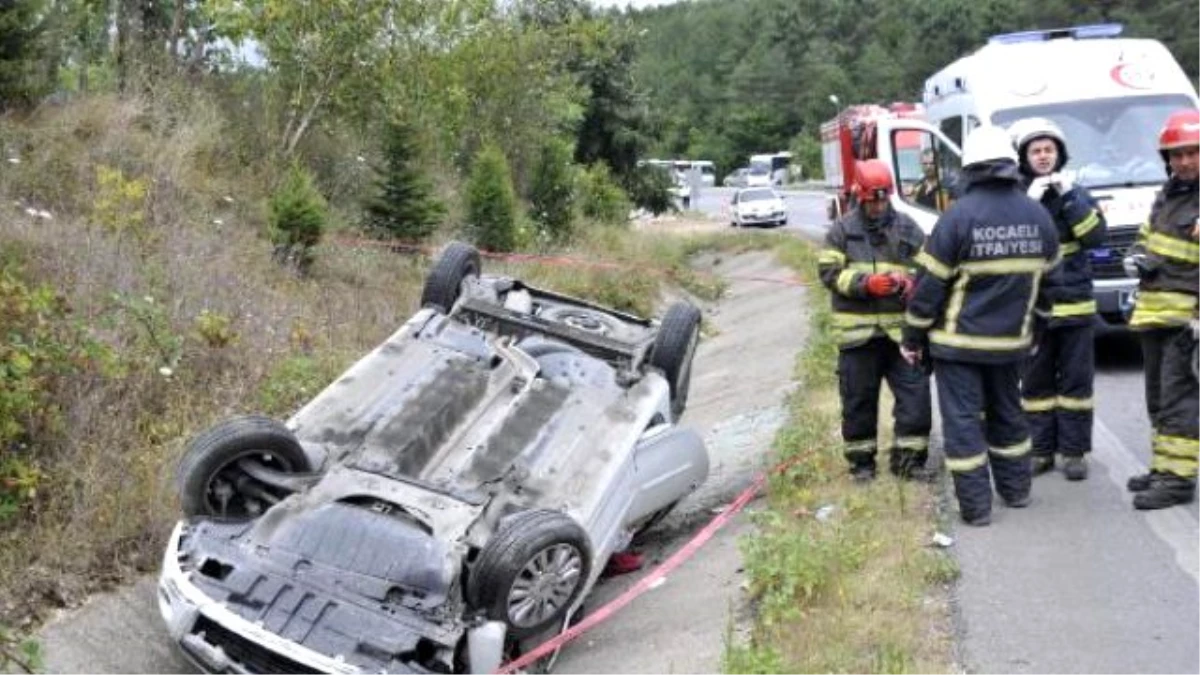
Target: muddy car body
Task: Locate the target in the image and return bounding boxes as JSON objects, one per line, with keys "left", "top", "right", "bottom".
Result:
{"left": 157, "top": 243, "right": 709, "bottom": 673}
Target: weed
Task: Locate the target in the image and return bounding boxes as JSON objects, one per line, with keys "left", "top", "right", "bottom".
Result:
{"left": 725, "top": 237, "right": 953, "bottom": 673}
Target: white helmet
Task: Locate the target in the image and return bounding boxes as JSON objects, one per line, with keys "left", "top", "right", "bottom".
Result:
{"left": 1007, "top": 117, "right": 1068, "bottom": 170}
{"left": 962, "top": 125, "right": 1018, "bottom": 168}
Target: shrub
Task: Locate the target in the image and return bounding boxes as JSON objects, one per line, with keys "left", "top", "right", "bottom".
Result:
{"left": 623, "top": 164, "right": 675, "bottom": 215}
{"left": 528, "top": 138, "right": 577, "bottom": 243}
{"left": 268, "top": 163, "right": 328, "bottom": 274}
{"left": 578, "top": 164, "right": 631, "bottom": 225}
{"left": 466, "top": 144, "right": 518, "bottom": 252}
{"left": 362, "top": 118, "right": 444, "bottom": 242}
{"left": 0, "top": 258, "right": 113, "bottom": 523}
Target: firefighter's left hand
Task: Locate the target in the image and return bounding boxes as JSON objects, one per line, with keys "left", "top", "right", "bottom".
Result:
{"left": 891, "top": 273, "right": 917, "bottom": 302}
{"left": 1051, "top": 171, "right": 1075, "bottom": 194}
{"left": 900, "top": 343, "right": 923, "bottom": 366}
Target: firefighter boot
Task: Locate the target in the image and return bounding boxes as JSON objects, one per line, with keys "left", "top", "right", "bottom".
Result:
{"left": 1127, "top": 470, "right": 1166, "bottom": 492}
{"left": 1062, "top": 456, "right": 1088, "bottom": 481}
{"left": 889, "top": 449, "right": 935, "bottom": 482}
{"left": 850, "top": 460, "right": 877, "bottom": 483}
{"left": 1132, "top": 475, "right": 1197, "bottom": 510}
{"left": 1031, "top": 454, "right": 1055, "bottom": 477}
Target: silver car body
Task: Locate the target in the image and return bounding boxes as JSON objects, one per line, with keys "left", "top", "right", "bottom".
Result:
{"left": 158, "top": 274, "right": 709, "bottom": 674}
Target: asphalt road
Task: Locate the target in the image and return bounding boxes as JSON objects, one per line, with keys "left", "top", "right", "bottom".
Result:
{"left": 690, "top": 185, "right": 830, "bottom": 242}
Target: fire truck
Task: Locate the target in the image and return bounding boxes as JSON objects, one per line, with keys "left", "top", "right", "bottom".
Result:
{"left": 820, "top": 102, "right": 961, "bottom": 233}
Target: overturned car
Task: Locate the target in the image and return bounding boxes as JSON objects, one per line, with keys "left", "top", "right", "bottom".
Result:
{"left": 157, "top": 242, "right": 710, "bottom": 673}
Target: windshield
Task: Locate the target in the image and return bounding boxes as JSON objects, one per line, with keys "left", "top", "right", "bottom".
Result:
{"left": 740, "top": 188, "right": 776, "bottom": 201}
{"left": 749, "top": 167, "right": 769, "bottom": 175}
{"left": 992, "top": 94, "right": 1195, "bottom": 189}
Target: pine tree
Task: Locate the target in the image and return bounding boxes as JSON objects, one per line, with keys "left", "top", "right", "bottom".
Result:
{"left": 0, "top": 0, "right": 48, "bottom": 110}
{"left": 269, "top": 164, "right": 328, "bottom": 274}
{"left": 528, "top": 138, "right": 576, "bottom": 243}
{"left": 466, "top": 144, "right": 518, "bottom": 252}
{"left": 363, "top": 118, "right": 444, "bottom": 242}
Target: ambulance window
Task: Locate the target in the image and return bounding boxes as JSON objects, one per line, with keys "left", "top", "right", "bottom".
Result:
{"left": 966, "top": 115, "right": 981, "bottom": 132}
{"left": 940, "top": 117, "right": 963, "bottom": 148}
{"left": 892, "top": 130, "right": 959, "bottom": 214}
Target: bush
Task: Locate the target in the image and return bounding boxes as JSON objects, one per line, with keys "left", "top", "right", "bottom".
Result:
{"left": 623, "top": 164, "right": 675, "bottom": 215}
{"left": 362, "top": 118, "right": 444, "bottom": 242}
{"left": 0, "top": 257, "right": 112, "bottom": 522}
{"left": 466, "top": 144, "right": 518, "bottom": 252}
{"left": 578, "top": 164, "right": 631, "bottom": 225}
{"left": 269, "top": 164, "right": 328, "bottom": 274}
{"left": 528, "top": 138, "right": 577, "bottom": 243}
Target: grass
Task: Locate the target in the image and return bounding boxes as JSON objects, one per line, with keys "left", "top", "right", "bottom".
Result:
{"left": 723, "top": 238, "right": 956, "bottom": 674}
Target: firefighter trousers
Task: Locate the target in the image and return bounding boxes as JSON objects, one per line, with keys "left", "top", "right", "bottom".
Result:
{"left": 1021, "top": 322, "right": 1094, "bottom": 457}
{"left": 837, "top": 337, "right": 932, "bottom": 470}
{"left": 935, "top": 359, "right": 1031, "bottom": 520}
{"left": 1141, "top": 327, "right": 1199, "bottom": 479}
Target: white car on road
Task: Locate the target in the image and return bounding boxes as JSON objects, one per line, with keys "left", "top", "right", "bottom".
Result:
{"left": 730, "top": 188, "right": 787, "bottom": 228}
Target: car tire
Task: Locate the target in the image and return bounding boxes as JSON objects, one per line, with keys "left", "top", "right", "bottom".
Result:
{"left": 178, "top": 415, "right": 313, "bottom": 521}
{"left": 467, "top": 510, "right": 592, "bottom": 639}
{"left": 648, "top": 302, "right": 702, "bottom": 418}
{"left": 421, "top": 241, "right": 481, "bottom": 313}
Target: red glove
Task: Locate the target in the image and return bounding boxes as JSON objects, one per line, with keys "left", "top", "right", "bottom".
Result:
{"left": 864, "top": 273, "right": 898, "bottom": 298}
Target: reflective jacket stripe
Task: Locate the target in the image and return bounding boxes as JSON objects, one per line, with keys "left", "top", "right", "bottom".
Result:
{"left": 1145, "top": 231, "right": 1200, "bottom": 264}
{"left": 1057, "top": 395, "right": 1094, "bottom": 411}
{"left": 1130, "top": 291, "right": 1199, "bottom": 328}
{"left": 905, "top": 310, "right": 935, "bottom": 328}
{"left": 1052, "top": 299, "right": 1096, "bottom": 317}
{"left": 1071, "top": 210, "right": 1102, "bottom": 239}
{"left": 818, "top": 248, "right": 846, "bottom": 265}
{"left": 1060, "top": 241, "right": 1081, "bottom": 256}
{"left": 915, "top": 249, "right": 953, "bottom": 280}
{"left": 1022, "top": 397, "right": 1056, "bottom": 413}
{"left": 847, "top": 261, "right": 914, "bottom": 274}
{"left": 1022, "top": 396, "right": 1095, "bottom": 412}
{"left": 943, "top": 273, "right": 971, "bottom": 335}
{"left": 959, "top": 257, "right": 1053, "bottom": 275}
{"left": 836, "top": 269, "right": 859, "bottom": 295}
{"left": 895, "top": 436, "right": 930, "bottom": 451}
{"left": 930, "top": 330, "right": 1032, "bottom": 351}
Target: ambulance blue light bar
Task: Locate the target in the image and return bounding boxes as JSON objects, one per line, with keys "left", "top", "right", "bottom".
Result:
{"left": 989, "top": 23, "right": 1124, "bottom": 45}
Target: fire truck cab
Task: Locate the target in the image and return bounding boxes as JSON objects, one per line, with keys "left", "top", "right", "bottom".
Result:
{"left": 821, "top": 102, "right": 962, "bottom": 234}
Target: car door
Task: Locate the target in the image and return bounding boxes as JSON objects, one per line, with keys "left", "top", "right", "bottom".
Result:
{"left": 876, "top": 118, "right": 962, "bottom": 234}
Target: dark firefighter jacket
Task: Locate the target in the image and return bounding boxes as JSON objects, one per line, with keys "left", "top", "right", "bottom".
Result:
{"left": 902, "top": 161, "right": 1061, "bottom": 364}
{"left": 818, "top": 207, "right": 925, "bottom": 349}
{"left": 1129, "top": 176, "right": 1199, "bottom": 329}
{"left": 1019, "top": 176, "right": 1107, "bottom": 326}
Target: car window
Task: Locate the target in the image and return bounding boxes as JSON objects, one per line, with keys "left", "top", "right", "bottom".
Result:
{"left": 893, "top": 130, "right": 959, "bottom": 214}
{"left": 740, "top": 188, "right": 775, "bottom": 201}
{"left": 749, "top": 167, "right": 769, "bottom": 176}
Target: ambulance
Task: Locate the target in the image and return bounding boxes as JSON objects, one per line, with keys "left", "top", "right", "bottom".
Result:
{"left": 917, "top": 23, "right": 1200, "bottom": 326}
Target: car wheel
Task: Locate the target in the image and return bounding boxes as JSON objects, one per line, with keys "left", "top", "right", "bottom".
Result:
{"left": 178, "top": 416, "right": 313, "bottom": 521}
{"left": 421, "top": 241, "right": 481, "bottom": 313}
{"left": 467, "top": 510, "right": 592, "bottom": 639}
{"left": 648, "top": 302, "right": 702, "bottom": 418}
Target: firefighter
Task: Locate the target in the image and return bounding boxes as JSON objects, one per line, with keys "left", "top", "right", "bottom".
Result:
{"left": 1008, "top": 117, "right": 1107, "bottom": 481}
{"left": 817, "top": 159, "right": 932, "bottom": 482}
{"left": 1122, "top": 108, "right": 1200, "bottom": 510}
{"left": 901, "top": 126, "right": 1060, "bottom": 526}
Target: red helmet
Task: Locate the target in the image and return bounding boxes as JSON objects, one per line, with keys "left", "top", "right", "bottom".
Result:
{"left": 854, "top": 159, "right": 894, "bottom": 203}
{"left": 1159, "top": 109, "right": 1200, "bottom": 153}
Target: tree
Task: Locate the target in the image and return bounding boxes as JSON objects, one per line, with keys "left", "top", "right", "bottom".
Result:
{"left": 466, "top": 144, "right": 518, "bottom": 253}
{"left": 571, "top": 20, "right": 649, "bottom": 179}
{"left": 269, "top": 164, "right": 328, "bottom": 274}
{"left": 528, "top": 138, "right": 577, "bottom": 242}
{"left": 0, "top": 0, "right": 49, "bottom": 110}
{"left": 363, "top": 118, "right": 444, "bottom": 243}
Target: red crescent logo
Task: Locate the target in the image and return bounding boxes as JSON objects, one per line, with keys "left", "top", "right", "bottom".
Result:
{"left": 1111, "top": 63, "right": 1156, "bottom": 89}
